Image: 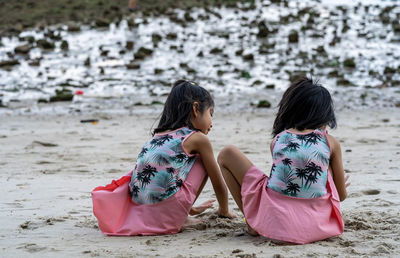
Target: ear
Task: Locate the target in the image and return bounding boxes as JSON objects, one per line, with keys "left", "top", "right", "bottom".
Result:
{"left": 192, "top": 102, "right": 200, "bottom": 117}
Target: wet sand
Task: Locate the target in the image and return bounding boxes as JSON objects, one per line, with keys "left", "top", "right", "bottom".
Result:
{"left": 1, "top": 107, "right": 399, "bottom": 257}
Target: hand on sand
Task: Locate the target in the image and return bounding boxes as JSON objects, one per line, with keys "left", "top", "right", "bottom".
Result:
{"left": 189, "top": 199, "right": 216, "bottom": 215}
{"left": 216, "top": 208, "right": 237, "bottom": 219}
{"left": 345, "top": 174, "right": 351, "bottom": 188}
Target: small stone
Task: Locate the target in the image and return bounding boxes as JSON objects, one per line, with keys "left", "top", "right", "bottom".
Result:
{"left": 14, "top": 44, "right": 31, "bottom": 54}
{"left": 243, "top": 53, "right": 254, "bottom": 61}
{"left": 134, "top": 47, "right": 153, "bottom": 60}
{"left": 60, "top": 40, "right": 69, "bottom": 50}
{"left": 288, "top": 30, "right": 299, "bottom": 43}
{"left": 126, "top": 62, "right": 140, "bottom": 70}
{"left": 126, "top": 41, "right": 134, "bottom": 50}
{"left": 343, "top": 58, "right": 356, "bottom": 68}
{"left": 95, "top": 17, "right": 110, "bottom": 27}
{"left": 68, "top": 25, "right": 81, "bottom": 32}
{"left": 256, "top": 100, "right": 271, "bottom": 108}
{"left": 232, "top": 249, "right": 243, "bottom": 253}
{"left": 84, "top": 57, "right": 91, "bottom": 67}
{"left": 37, "top": 39, "right": 55, "bottom": 49}
{"left": 210, "top": 47, "right": 223, "bottom": 54}
{"left": 0, "top": 59, "right": 19, "bottom": 68}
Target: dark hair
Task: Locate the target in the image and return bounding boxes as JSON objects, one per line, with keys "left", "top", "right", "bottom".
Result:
{"left": 153, "top": 80, "right": 214, "bottom": 135}
{"left": 272, "top": 77, "right": 336, "bottom": 137}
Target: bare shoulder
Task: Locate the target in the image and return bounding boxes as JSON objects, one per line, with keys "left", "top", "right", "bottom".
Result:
{"left": 326, "top": 133, "right": 341, "bottom": 153}
{"left": 184, "top": 131, "right": 211, "bottom": 154}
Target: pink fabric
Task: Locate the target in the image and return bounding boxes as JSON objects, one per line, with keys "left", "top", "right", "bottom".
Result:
{"left": 241, "top": 166, "right": 343, "bottom": 244}
{"left": 92, "top": 157, "right": 206, "bottom": 236}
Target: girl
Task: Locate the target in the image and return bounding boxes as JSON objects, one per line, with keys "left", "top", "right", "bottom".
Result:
{"left": 217, "top": 77, "right": 350, "bottom": 244}
{"left": 92, "top": 79, "right": 235, "bottom": 236}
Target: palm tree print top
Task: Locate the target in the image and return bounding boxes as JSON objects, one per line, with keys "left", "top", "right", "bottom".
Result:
{"left": 129, "top": 127, "right": 197, "bottom": 204}
{"left": 267, "top": 129, "right": 330, "bottom": 198}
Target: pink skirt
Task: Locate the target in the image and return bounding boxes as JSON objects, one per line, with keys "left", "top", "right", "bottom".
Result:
{"left": 241, "top": 166, "right": 344, "bottom": 244}
{"left": 92, "top": 158, "right": 207, "bottom": 236}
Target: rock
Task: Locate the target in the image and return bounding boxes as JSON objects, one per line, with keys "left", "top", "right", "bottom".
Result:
{"left": 20, "top": 36, "right": 35, "bottom": 44}
{"left": 126, "top": 41, "right": 134, "bottom": 50}
{"left": 151, "top": 34, "right": 162, "bottom": 46}
{"left": 288, "top": 30, "right": 299, "bottom": 43}
{"left": 337, "top": 78, "right": 354, "bottom": 87}
{"left": 154, "top": 68, "right": 163, "bottom": 74}
{"left": 0, "top": 59, "right": 19, "bottom": 68}
{"left": 134, "top": 47, "right": 153, "bottom": 60}
{"left": 329, "top": 36, "right": 341, "bottom": 46}
{"left": 14, "top": 44, "right": 31, "bottom": 54}
{"left": 392, "top": 21, "right": 400, "bottom": 33}
{"left": 100, "top": 50, "right": 109, "bottom": 56}
{"left": 29, "top": 59, "right": 41, "bottom": 66}
{"left": 151, "top": 101, "right": 163, "bottom": 105}
{"left": 241, "top": 71, "right": 251, "bottom": 79}
{"left": 328, "top": 70, "right": 339, "bottom": 78}
{"left": 166, "top": 33, "right": 177, "bottom": 40}
{"left": 60, "top": 40, "right": 69, "bottom": 50}
{"left": 257, "top": 100, "right": 271, "bottom": 108}
{"left": 184, "top": 12, "right": 195, "bottom": 22}
{"left": 37, "top": 39, "right": 55, "bottom": 49}
{"left": 252, "top": 80, "right": 263, "bottom": 86}
{"left": 343, "top": 58, "right": 356, "bottom": 68}
{"left": 232, "top": 249, "right": 243, "bottom": 254}
{"left": 384, "top": 66, "right": 396, "bottom": 75}
{"left": 95, "top": 17, "right": 110, "bottom": 27}
{"left": 67, "top": 24, "right": 81, "bottom": 32}
{"left": 210, "top": 47, "right": 223, "bottom": 54}
{"left": 257, "top": 21, "right": 271, "bottom": 38}
{"left": 235, "top": 49, "right": 243, "bottom": 56}
{"left": 84, "top": 57, "right": 91, "bottom": 67}
{"left": 50, "top": 88, "right": 73, "bottom": 102}
{"left": 243, "top": 53, "right": 254, "bottom": 61}
{"left": 265, "top": 84, "right": 275, "bottom": 89}
{"left": 46, "top": 30, "right": 62, "bottom": 41}
{"left": 126, "top": 62, "right": 140, "bottom": 69}
{"left": 315, "top": 45, "right": 326, "bottom": 55}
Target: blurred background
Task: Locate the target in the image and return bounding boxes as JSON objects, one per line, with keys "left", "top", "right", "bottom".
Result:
{"left": 0, "top": 0, "right": 399, "bottom": 114}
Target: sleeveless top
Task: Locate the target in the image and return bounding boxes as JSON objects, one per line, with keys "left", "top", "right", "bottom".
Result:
{"left": 266, "top": 129, "right": 330, "bottom": 198}
{"left": 129, "top": 127, "right": 197, "bottom": 204}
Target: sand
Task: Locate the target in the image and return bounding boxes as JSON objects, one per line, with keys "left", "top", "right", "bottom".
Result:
{"left": 1, "top": 107, "right": 399, "bottom": 257}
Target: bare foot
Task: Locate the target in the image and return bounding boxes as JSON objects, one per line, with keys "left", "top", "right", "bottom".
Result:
{"left": 189, "top": 199, "right": 215, "bottom": 215}
{"left": 181, "top": 217, "right": 205, "bottom": 230}
{"left": 246, "top": 224, "right": 259, "bottom": 236}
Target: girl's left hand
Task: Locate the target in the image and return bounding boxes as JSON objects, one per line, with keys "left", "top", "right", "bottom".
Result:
{"left": 189, "top": 199, "right": 216, "bottom": 215}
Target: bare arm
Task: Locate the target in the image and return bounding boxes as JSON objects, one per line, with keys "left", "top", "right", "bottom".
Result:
{"left": 184, "top": 132, "right": 232, "bottom": 216}
{"left": 327, "top": 134, "right": 349, "bottom": 201}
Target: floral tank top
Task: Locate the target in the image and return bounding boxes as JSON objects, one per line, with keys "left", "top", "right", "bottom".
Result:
{"left": 129, "top": 127, "right": 197, "bottom": 204}
{"left": 267, "top": 129, "right": 331, "bottom": 198}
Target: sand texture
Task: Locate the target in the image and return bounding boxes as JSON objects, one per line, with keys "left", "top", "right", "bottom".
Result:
{"left": 1, "top": 108, "right": 399, "bottom": 257}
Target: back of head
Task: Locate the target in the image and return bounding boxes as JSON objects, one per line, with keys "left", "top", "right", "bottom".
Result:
{"left": 272, "top": 77, "right": 336, "bottom": 137}
{"left": 153, "top": 80, "right": 214, "bottom": 135}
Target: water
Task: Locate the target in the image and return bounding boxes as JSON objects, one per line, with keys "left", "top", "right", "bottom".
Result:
{"left": 0, "top": 0, "right": 399, "bottom": 114}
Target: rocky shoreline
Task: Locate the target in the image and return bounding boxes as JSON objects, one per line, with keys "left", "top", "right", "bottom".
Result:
{"left": 0, "top": 0, "right": 399, "bottom": 113}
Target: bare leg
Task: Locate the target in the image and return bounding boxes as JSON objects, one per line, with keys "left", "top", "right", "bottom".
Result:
{"left": 194, "top": 175, "right": 208, "bottom": 203}
{"left": 183, "top": 175, "right": 209, "bottom": 229}
{"left": 217, "top": 145, "right": 258, "bottom": 236}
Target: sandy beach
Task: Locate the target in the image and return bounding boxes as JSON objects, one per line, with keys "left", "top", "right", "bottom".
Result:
{"left": 1, "top": 107, "right": 399, "bottom": 257}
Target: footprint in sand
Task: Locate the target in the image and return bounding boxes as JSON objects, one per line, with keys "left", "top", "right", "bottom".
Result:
{"left": 17, "top": 243, "right": 46, "bottom": 253}
{"left": 362, "top": 189, "right": 380, "bottom": 195}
